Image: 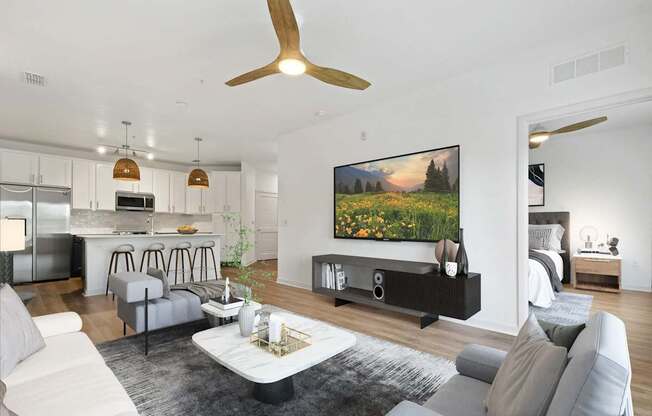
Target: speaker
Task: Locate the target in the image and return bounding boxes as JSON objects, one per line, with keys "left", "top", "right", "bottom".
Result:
{"left": 372, "top": 270, "right": 385, "bottom": 302}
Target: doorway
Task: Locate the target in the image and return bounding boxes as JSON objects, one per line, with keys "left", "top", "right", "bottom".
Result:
{"left": 255, "top": 192, "right": 278, "bottom": 260}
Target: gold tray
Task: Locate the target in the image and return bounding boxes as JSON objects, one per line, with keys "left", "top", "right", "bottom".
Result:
{"left": 250, "top": 324, "right": 311, "bottom": 357}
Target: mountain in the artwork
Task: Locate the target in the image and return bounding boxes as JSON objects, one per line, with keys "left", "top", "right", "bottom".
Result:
{"left": 335, "top": 166, "right": 404, "bottom": 192}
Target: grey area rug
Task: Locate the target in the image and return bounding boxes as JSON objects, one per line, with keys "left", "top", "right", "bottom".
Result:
{"left": 97, "top": 318, "right": 456, "bottom": 416}
{"left": 530, "top": 292, "right": 593, "bottom": 325}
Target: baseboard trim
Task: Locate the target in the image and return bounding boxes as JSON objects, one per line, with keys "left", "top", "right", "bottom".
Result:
{"left": 439, "top": 316, "right": 519, "bottom": 336}
{"left": 621, "top": 285, "right": 652, "bottom": 293}
{"left": 276, "top": 278, "right": 312, "bottom": 290}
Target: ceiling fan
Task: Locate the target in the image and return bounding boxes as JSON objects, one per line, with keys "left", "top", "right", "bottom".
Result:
{"left": 529, "top": 116, "right": 608, "bottom": 149}
{"left": 225, "top": 0, "right": 371, "bottom": 90}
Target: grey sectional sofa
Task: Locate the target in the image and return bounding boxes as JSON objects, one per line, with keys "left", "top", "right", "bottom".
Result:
{"left": 388, "top": 311, "right": 633, "bottom": 416}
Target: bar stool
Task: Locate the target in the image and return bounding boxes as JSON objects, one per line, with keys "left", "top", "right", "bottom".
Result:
{"left": 140, "top": 242, "right": 166, "bottom": 272}
{"left": 105, "top": 244, "right": 136, "bottom": 296}
{"left": 192, "top": 241, "right": 218, "bottom": 282}
{"left": 166, "top": 241, "right": 194, "bottom": 284}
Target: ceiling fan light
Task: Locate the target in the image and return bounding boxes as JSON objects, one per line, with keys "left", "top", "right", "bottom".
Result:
{"left": 113, "top": 158, "right": 141, "bottom": 181}
{"left": 278, "top": 58, "right": 306, "bottom": 76}
{"left": 188, "top": 168, "right": 209, "bottom": 189}
{"left": 529, "top": 132, "right": 551, "bottom": 144}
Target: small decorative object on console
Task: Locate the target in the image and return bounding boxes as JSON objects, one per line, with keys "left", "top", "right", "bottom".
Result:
{"left": 608, "top": 236, "right": 619, "bottom": 256}
{"left": 455, "top": 228, "right": 469, "bottom": 275}
{"left": 445, "top": 262, "right": 457, "bottom": 277}
{"left": 177, "top": 225, "right": 198, "bottom": 234}
{"left": 435, "top": 239, "right": 457, "bottom": 270}
{"left": 250, "top": 324, "right": 312, "bottom": 358}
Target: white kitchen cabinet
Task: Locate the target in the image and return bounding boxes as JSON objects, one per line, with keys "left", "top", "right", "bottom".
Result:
{"left": 209, "top": 171, "right": 241, "bottom": 213}
{"left": 186, "top": 187, "right": 203, "bottom": 214}
{"left": 0, "top": 150, "right": 38, "bottom": 185}
{"left": 153, "top": 170, "right": 171, "bottom": 213}
{"left": 72, "top": 159, "right": 95, "bottom": 210}
{"left": 133, "top": 167, "right": 153, "bottom": 194}
{"left": 170, "top": 171, "right": 186, "bottom": 214}
{"left": 95, "top": 163, "right": 116, "bottom": 211}
{"left": 38, "top": 156, "right": 72, "bottom": 187}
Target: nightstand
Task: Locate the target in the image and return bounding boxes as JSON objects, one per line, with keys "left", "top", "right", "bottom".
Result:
{"left": 571, "top": 253, "right": 622, "bottom": 293}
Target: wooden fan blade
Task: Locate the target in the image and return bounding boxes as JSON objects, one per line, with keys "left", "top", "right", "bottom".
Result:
{"left": 551, "top": 116, "right": 607, "bottom": 135}
{"left": 306, "top": 64, "right": 371, "bottom": 90}
{"left": 268, "top": 0, "right": 301, "bottom": 54}
{"left": 225, "top": 62, "right": 279, "bottom": 86}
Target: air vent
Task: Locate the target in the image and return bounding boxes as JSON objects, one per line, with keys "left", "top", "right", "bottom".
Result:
{"left": 551, "top": 44, "right": 627, "bottom": 85}
{"left": 23, "top": 72, "right": 46, "bottom": 87}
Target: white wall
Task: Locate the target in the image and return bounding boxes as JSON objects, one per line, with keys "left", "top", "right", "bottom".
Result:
{"left": 530, "top": 124, "right": 652, "bottom": 291}
{"left": 256, "top": 170, "right": 278, "bottom": 194}
{"left": 240, "top": 161, "right": 257, "bottom": 266}
{"left": 277, "top": 13, "right": 652, "bottom": 335}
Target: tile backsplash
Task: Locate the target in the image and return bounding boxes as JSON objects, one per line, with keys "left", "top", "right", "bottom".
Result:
{"left": 71, "top": 210, "right": 213, "bottom": 234}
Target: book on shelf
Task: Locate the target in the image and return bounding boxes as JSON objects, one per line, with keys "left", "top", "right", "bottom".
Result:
{"left": 208, "top": 296, "right": 244, "bottom": 310}
{"left": 321, "top": 263, "right": 347, "bottom": 290}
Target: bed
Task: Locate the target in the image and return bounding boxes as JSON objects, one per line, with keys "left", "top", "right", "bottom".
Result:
{"left": 528, "top": 212, "right": 570, "bottom": 308}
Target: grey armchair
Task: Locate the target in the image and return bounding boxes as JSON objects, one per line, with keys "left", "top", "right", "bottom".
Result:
{"left": 387, "top": 311, "right": 633, "bottom": 416}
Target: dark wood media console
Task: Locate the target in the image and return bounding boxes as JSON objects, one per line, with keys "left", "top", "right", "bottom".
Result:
{"left": 312, "top": 254, "right": 481, "bottom": 329}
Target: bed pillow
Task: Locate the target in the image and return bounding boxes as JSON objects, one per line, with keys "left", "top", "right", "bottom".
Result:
{"left": 529, "top": 224, "right": 565, "bottom": 252}
{"left": 485, "top": 314, "right": 568, "bottom": 416}
{"left": 538, "top": 320, "right": 585, "bottom": 350}
{"left": 147, "top": 267, "right": 171, "bottom": 299}
{"left": 0, "top": 284, "right": 46, "bottom": 378}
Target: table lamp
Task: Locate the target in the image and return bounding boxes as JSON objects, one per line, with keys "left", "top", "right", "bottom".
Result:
{"left": 1, "top": 218, "right": 26, "bottom": 285}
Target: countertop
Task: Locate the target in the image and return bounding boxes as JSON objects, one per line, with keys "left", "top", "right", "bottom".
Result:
{"left": 77, "top": 232, "right": 224, "bottom": 239}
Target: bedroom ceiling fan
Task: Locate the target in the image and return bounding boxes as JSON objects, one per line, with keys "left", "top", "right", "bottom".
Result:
{"left": 529, "top": 116, "right": 607, "bottom": 149}
{"left": 225, "top": 0, "right": 371, "bottom": 90}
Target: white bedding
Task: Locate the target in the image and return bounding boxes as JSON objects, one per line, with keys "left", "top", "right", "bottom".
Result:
{"left": 528, "top": 249, "right": 564, "bottom": 308}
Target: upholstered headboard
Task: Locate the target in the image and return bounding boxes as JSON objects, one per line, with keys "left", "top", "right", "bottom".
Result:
{"left": 529, "top": 211, "right": 571, "bottom": 283}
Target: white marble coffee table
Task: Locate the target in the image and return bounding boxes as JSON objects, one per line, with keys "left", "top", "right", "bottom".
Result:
{"left": 192, "top": 308, "right": 356, "bottom": 404}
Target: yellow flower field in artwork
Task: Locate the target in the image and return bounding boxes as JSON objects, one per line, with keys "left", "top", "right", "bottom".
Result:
{"left": 334, "top": 191, "right": 458, "bottom": 241}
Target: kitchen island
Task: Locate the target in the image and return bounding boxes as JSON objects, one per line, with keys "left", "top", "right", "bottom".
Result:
{"left": 78, "top": 233, "right": 224, "bottom": 296}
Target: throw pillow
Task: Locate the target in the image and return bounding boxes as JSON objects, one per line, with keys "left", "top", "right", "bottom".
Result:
{"left": 1, "top": 380, "right": 18, "bottom": 416}
{"left": 485, "top": 313, "right": 568, "bottom": 416}
{"left": 0, "top": 284, "right": 46, "bottom": 379}
{"left": 147, "top": 267, "right": 171, "bottom": 299}
{"left": 538, "top": 320, "right": 585, "bottom": 350}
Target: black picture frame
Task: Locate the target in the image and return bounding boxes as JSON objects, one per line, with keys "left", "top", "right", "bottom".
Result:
{"left": 528, "top": 163, "right": 545, "bottom": 207}
{"left": 333, "top": 144, "right": 461, "bottom": 243}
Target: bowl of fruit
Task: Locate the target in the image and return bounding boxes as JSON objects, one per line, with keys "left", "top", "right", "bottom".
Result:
{"left": 177, "top": 225, "right": 198, "bottom": 234}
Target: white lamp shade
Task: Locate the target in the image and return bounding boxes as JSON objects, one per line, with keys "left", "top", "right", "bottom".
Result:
{"left": 0, "top": 218, "right": 26, "bottom": 252}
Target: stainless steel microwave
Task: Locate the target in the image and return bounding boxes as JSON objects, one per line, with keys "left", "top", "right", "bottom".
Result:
{"left": 115, "top": 191, "right": 155, "bottom": 212}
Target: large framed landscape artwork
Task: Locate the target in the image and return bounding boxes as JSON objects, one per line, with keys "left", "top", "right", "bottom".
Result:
{"left": 334, "top": 145, "right": 460, "bottom": 243}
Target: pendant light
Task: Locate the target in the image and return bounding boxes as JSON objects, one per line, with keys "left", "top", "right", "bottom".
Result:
{"left": 188, "top": 137, "right": 209, "bottom": 189}
{"left": 113, "top": 121, "right": 141, "bottom": 182}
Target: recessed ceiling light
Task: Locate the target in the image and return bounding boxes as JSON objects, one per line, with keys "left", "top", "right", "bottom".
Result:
{"left": 147, "top": 153, "right": 155, "bottom": 160}
{"left": 97, "top": 146, "right": 107, "bottom": 154}
{"left": 176, "top": 100, "right": 189, "bottom": 109}
{"left": 96, "top": 126, "right": 107, "bottom": 138}
{"left": 314, "top": 110, "right": 327, "bottom": 117}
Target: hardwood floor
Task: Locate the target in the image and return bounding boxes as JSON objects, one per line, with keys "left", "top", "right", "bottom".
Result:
{"left": 14, "top": 261, "right": 652, "bottom": 415}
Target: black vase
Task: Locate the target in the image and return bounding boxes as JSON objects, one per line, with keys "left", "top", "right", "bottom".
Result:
{"left": 455, "top": 228, "right": 469, "bottom": 276}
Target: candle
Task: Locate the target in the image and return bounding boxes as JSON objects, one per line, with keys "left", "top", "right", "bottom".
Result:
{"left": 269, "top": 314, "right": 283, "bottom": 343}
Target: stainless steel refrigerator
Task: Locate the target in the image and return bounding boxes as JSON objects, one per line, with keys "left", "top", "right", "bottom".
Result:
{"left": 0, "top": 184, "right": 71, "bottom": 283}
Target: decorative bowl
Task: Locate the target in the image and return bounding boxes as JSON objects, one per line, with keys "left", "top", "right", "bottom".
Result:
{"left": 177, "top": 227, "right": 198, "bottom": 234}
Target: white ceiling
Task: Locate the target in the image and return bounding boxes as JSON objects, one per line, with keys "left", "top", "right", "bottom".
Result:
{"left": 537, "top": 99, "right": 652, "bottom": 135}
{"left": 1, "top": 0, "right": 650, "bottom": 167}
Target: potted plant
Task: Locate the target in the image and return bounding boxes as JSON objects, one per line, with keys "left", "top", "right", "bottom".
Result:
{"left": 223, "top": 214, "right": 272, "bottom": 336}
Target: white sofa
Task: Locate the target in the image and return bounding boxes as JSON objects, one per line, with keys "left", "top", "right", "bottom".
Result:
{"left": 2, "top": 311, "right": 138, "bottom": 416}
